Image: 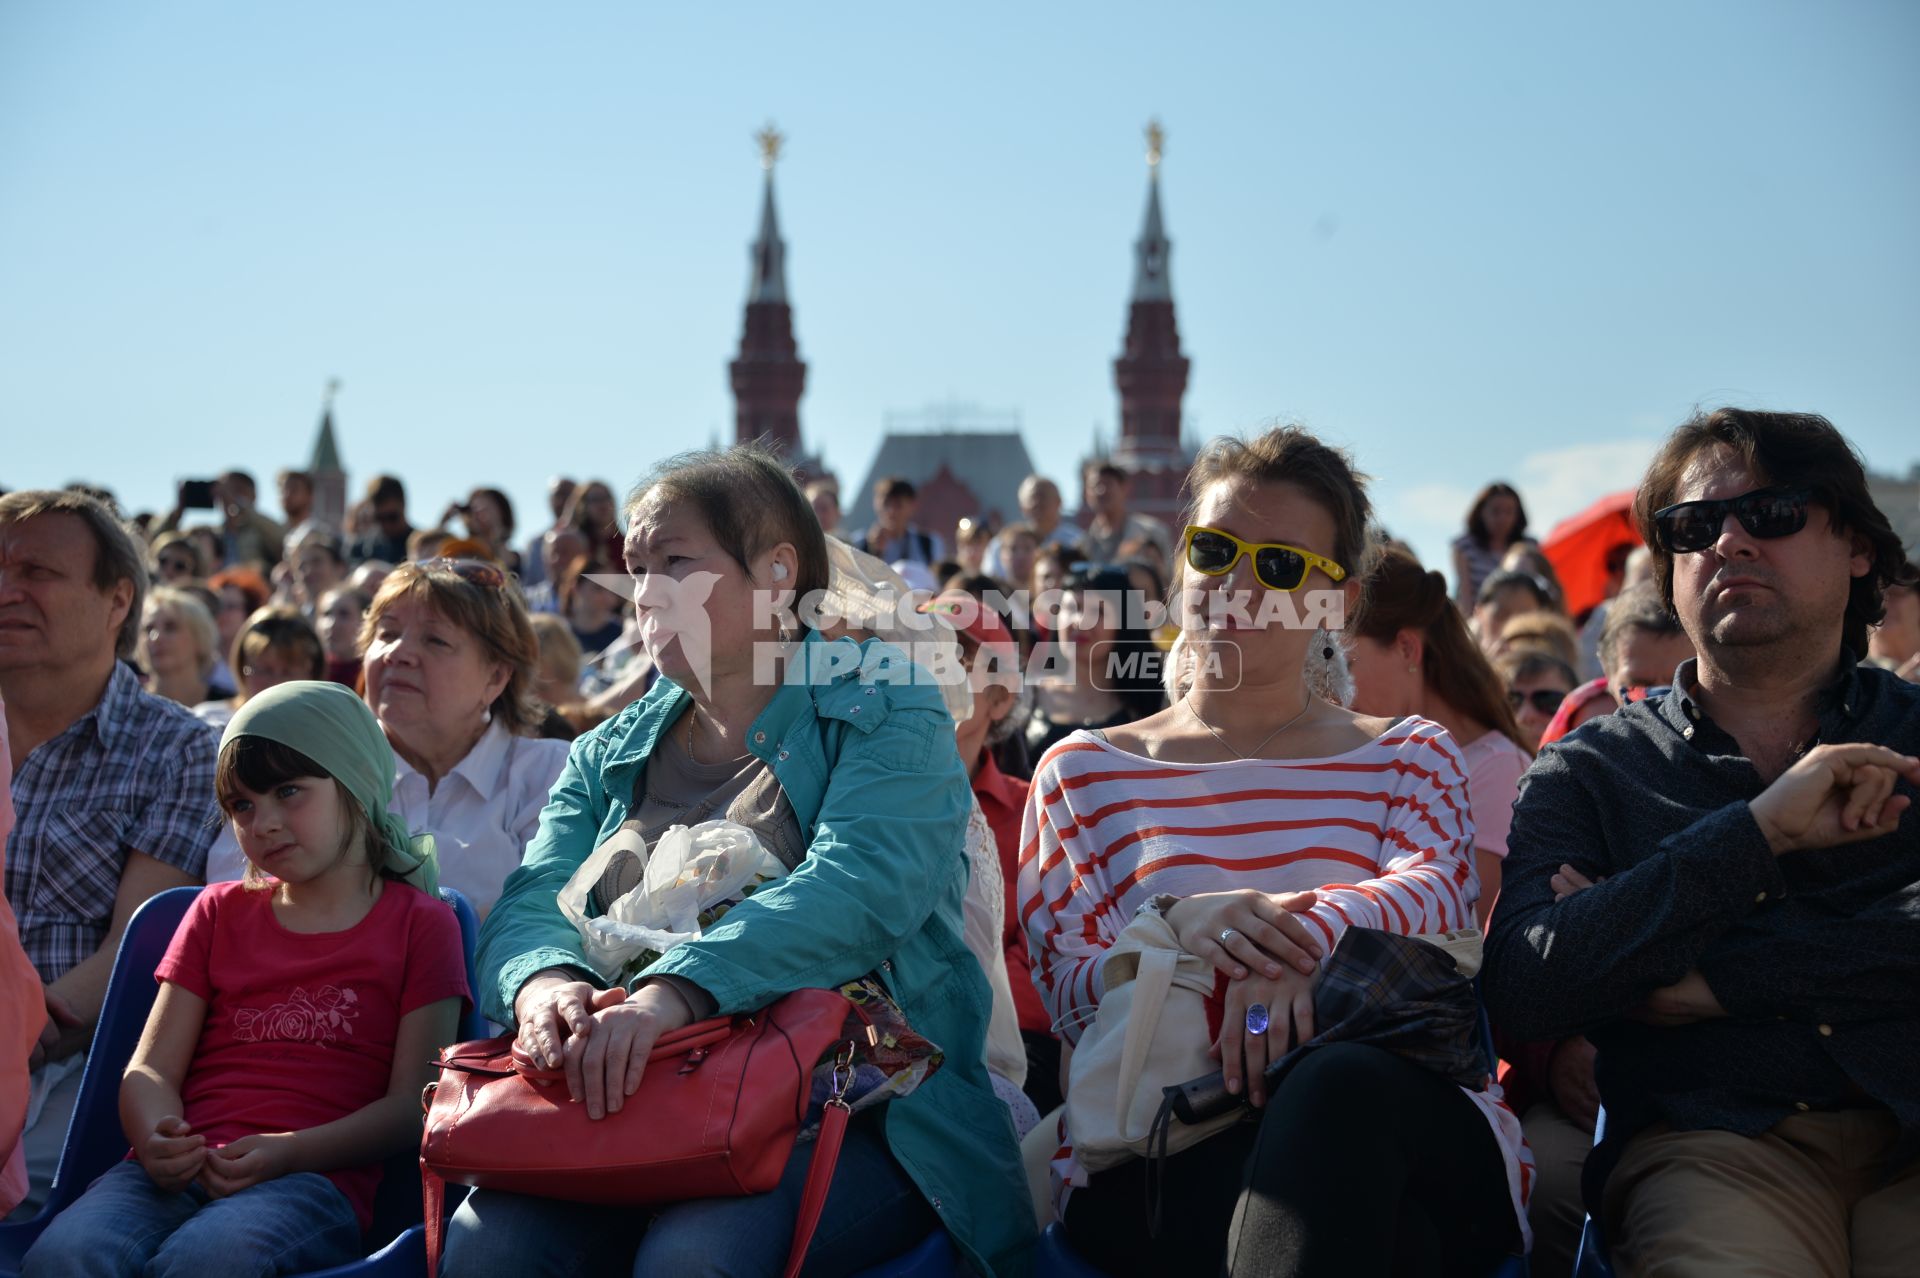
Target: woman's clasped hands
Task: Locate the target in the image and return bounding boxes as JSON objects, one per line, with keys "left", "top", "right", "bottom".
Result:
{"left": 1164, "top": 888, "right": 1328, "bottom": 1107}
{"left": 514, "top": 971, "right": 695, "bottom": 1121}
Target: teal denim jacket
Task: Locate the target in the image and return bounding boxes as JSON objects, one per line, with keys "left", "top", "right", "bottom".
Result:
{"left": 477, "top": 633, "right": 1035, "bottom": 1276}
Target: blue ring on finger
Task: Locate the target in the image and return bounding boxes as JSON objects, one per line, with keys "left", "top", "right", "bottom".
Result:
{"left": 1245, "top": 1003, "right": 1271, "bottom": 1036}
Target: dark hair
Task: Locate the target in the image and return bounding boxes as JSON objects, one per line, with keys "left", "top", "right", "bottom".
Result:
{"left": 1633, "top": 408, "right": 1910, "bottom": 657}
{"left": 874, "top": 476, "right": 916, "bottom": 502}
{"left": 234, "top": 608, "right": 327, "bottom": 689}
{"left": 216, "top": 736, "right": 396, "bottom": 889}
{"left": 366, "top": 475, "right": 406, "bottom": 507}
{"left": 292, "top": 528, "right": 346, "bottom": 567}
{"left": 1476, "top": 568, "right": 1554, "bottom": 611}
{"left": 1465, "top": 483, "right": 1529, "bottom": 549}
{"left": 468, "top": 487, "right": 517, "bottom": 539}
{"left": 630, "top": 444, "right": 832, "bottom": 618}
{"left": 1064, "top": 565, "right": 1167, "bottom": 721}
{"left": 1179, "top": 425, "right": 1378, "bottom": 599}
{"left": 1088, "top": 462, "right": 1129, "bottom": 484}
{"left": 1353, "top": 548, "right": 1530, "bottom": 754}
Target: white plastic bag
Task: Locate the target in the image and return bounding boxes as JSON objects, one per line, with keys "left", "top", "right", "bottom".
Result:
{"left": 555, "top": 819, "right": 787, "bottom": 984}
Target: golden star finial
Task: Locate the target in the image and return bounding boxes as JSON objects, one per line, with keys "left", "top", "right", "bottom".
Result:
{"left": 755, "top": 122, "right": 785, "bottom": 172}
{"left": 1145, "top": 118, "right": 1165, "bottom": 170}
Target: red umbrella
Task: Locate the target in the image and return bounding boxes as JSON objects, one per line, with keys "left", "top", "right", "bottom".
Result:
{"left": 1540, "top": 490, "right": 1642, "bottom": 619}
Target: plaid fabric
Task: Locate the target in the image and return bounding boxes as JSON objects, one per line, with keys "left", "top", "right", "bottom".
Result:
{"left": 4, "top": 662, "right": 219, "bottom": 982}
{"left": 1293, "top": 927, "right": 1487, "bottom": 1091}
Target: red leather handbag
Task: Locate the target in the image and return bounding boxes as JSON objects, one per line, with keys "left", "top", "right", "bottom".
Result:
{"left": 420, "top": 986, "right": 861, "bottom": 1277}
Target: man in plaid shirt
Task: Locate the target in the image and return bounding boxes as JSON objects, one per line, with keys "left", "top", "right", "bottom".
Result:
{"left": 0, "top": 489, "right": 218, "bottom": 1217}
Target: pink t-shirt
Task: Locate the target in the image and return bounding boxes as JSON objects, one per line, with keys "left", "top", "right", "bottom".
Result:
{"left": 155, "top": 880, "right": 469, "bottom": 1226}
{"left": 1460, "top": 729, "right": 1532, "bottom": 860}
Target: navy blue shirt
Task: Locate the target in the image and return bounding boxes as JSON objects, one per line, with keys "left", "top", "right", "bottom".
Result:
{"left": 1484, "top": 655, "right": 1920, "bottom": 1207}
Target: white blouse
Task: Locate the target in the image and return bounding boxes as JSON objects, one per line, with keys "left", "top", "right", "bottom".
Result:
{"left": 205, "top": 721, "right": 569, "bottom": 915}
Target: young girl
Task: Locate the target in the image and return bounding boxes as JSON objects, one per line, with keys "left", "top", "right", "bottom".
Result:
{"left": 24, "top": 680, "right": 469, "bottom": 1278}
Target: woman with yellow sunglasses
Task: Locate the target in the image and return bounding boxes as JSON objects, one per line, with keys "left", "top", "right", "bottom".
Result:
{"left": 1019, "top": 425, "right": 1530, "bottom": 1276}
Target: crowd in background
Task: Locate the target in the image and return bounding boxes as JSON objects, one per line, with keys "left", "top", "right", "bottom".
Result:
{"left": 3, "top": 411, "right": 1918, "bottom": 1277}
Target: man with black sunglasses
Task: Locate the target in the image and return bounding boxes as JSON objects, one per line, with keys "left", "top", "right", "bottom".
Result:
{"left": 1485, "top": 408, "right": 1920, "bottom": 1277}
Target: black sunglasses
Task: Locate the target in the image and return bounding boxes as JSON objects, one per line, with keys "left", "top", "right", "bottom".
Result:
{"left": 1652, "top": 486, "right": 1813, "bottom": 555}
{"left": 1507, "top": 688, "right": 1567, "bottom": 715}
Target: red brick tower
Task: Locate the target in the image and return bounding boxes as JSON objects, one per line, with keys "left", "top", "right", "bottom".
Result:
{"left": 729, "top": 124, "right": 806, "bottom": 460}
{"left": 1108, "top": 120, "right": 1193, "bottom": 524}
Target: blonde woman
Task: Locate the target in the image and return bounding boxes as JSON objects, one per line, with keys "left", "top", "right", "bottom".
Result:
{"left": 137, "top": 587, "right": 226, "bottom": 707}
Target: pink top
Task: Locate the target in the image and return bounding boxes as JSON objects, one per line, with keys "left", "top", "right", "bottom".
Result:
{"left": 1460, "top": 730, "right": 1532, "bottom": 859}
{"left": 155, "top": 880, "right": 469, "bottom": 1226}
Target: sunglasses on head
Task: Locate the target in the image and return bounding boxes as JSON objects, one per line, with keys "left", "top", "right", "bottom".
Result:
{"left": 1507, "top": 687, "right": 1568, "bottom": 715}
{"left": 420, "top": 557, "right": 506, "bottom": 589}
{"left": 1183, "top": 526, "right": 1347, "bottom": 593}
{"left": 1652, "top": 486, "right": 1813, "bottom": 556}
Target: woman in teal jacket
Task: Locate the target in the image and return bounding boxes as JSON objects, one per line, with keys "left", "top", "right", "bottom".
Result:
{"left": 450, "top": 447, "right": 1033, "bottom": 1278}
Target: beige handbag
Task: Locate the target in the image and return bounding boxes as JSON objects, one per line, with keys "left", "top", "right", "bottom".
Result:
{"left": 1064, "top": 914, "right": 1485, "bottom": 1173}
{"left": 1063, "top": 910, "right": 1243, "bottom": 1172}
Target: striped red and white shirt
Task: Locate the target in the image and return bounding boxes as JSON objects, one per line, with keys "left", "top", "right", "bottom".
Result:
{"left": 1017, "top": 716, "right": 1533, "bottom": 1241}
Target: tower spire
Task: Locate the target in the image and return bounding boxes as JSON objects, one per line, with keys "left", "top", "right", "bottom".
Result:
{"left": 748, "top": 122, "right": 788, "bottom": 304}
{"left": 1132, "top": 118, "right": 1172, "bottom": 302}
{"left": 308, "top": 377, "right": 347, "bottom": 530}
{"left": 1107, "top": 118, "right": 1191, "bottom": 522}
{"left": 730, "top": 122, "right": 806, "bottom": 458}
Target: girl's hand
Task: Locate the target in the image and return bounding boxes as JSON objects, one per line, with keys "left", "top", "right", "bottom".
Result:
{"left": 1165, "top": 889, "right": 1324, "bottom": 981}
{"left": 569, "top": 984, "right": 694, "bottom": 1121}
{"left": 199, "top": 1132, "right": 295, "bottom": 1198}
{"left": 513, "top": 970, "right": 607, "bottom": 1072}
{"left": 1210, "top": 966, "right": 1317, "bottom": 1108}
{"left": 138, "top": 1115, "right": 207, "bottom": 1194}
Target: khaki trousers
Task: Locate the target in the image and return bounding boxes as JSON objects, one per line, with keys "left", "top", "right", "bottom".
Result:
{"left": 1521, "top": 1100, "right": 1593, "bottom": 1278}
{"left": 1604, "top": 1110, "right": 1919, "bottom": 1278}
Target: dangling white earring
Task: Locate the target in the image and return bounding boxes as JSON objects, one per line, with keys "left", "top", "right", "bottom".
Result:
{"left": 1305, "top": 624, "right": 1353, "bottom": 707}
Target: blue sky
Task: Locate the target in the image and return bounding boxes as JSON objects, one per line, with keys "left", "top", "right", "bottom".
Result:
{"left": 3, "top": 1, "right": 1916, "bottom": 574}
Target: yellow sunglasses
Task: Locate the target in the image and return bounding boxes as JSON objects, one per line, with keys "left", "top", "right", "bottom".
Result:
{"left": 1183, "top": 525, "right": 1347, "bottom": 592}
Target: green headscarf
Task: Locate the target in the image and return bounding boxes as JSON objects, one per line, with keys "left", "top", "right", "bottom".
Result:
{"left": 221, "top": 680, "right": 439, "bottom": 896}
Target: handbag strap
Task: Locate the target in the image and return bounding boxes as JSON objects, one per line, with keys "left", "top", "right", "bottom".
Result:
{"left": 1113, "top": 947, "right": 1176, "bottom": 1144}
{"left": 420, "top": 1094, "right": 852, "bottom": 1277}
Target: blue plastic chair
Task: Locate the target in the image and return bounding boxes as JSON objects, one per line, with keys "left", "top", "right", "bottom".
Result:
{"left": 1572, "top": 1107, "right": 1614, "bottom": 1277}
{"left": 439, "top": 887, "right": 487, "bottom": 1042}
{"left": 0, "top": 886, "right": 199, "bottom": 1275}
{"left": 0, "top": 884, "right": 485, "bottom": 1278}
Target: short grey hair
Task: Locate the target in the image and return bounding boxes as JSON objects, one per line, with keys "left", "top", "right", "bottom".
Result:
{"left": 1598, "top": 581, "right": 1685, "bottom": 684}
{"left": 0, "top": 488, "right": 149, "bottom": 659}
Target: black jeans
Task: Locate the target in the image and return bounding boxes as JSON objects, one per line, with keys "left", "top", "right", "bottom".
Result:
{"left": 1062, "top": 1043, "right": 1518, "bottom": 1278}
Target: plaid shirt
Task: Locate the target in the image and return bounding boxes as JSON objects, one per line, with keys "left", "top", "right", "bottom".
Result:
{"left": 4, "top": 661, "right": 219, "bottom": 983}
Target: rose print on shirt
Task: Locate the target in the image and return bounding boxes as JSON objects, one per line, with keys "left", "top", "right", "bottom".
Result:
{"left": 233, "top": 986, "right": 361, "bottom": 1045}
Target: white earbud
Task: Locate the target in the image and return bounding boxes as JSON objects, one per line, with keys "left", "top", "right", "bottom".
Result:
{"left": 771, "top": 562, "right": 789, "bottom": 582}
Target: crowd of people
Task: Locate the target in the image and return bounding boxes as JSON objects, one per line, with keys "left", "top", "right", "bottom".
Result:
{"left": 1, "top": 405, "right": 1916, "bottom": 1276}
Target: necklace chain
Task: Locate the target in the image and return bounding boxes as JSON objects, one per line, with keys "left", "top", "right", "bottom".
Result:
{"left": 1182, "top": 692, "right": 1314, "bottom": 760}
